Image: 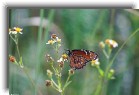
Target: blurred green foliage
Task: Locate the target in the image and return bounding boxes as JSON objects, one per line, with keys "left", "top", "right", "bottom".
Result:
{"left": 8, "top": 9, "right": 139, "bottom": 95}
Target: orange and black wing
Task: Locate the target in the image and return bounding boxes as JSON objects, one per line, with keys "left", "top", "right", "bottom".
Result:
{"left": 69, "top": 55, "right": 89, "bottom": 69}
{"left": 67, "top": 49, "right": 98, "bottom": 69}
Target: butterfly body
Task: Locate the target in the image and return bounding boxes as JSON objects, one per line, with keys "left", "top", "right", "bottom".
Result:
{"left": 66, "top": 49, "right": 98, "bottom": 69}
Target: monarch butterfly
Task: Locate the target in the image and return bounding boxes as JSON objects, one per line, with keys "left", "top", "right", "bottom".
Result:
{"left": 65, "top": 49, "right": 98, "bottom": 69}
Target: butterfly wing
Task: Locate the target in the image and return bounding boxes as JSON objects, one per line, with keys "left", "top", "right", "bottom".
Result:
{"left": 67, "top": 49, "right": 98, "bottom": 69}
{"left": 69, "top": 55, "right": 89, "bottom": 69}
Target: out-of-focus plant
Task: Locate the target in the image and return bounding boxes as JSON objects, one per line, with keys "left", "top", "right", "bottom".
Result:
{"left": 92, "top": 28, "right": 139, "bottom": 95}
{"left": 9, "top": 27, "right": 24, "bottom": 68}
{"left": 45, "top": 34, "right": 74, "bottom": 95}
{"left": 9, "top": 27, "right": 42, "bottom": 95}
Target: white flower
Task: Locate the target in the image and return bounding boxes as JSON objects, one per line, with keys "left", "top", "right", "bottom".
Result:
{"left": 57, "top": 54, "right": 68, "bottom": 64}
{"left": 46, "top": 40, "right": 55, "bottom": 45}
{"left": 105, "top": 39, "right": 118, "bottom": 48}
{"left": 91, "top": 58, "right": 100, "bottom": 66}
{"left": 9, "top": 27, "right": 23, "bottom": 34}
{"left": 57, "top": 57, "right": 63, "bottom": 63}
{"left": 56, "top": 37, "right": 61, "bottom": 43}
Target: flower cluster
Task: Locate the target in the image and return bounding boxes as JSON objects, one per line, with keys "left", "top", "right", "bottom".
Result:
{"left": 9, "top": 27, "right": 23, "bottom": 34}
{"left": 99, "top": 39, "right": 118, "bottom": 49}
{"left": 105, "top": 39, "right": 118, "bottom": 48}
{"left": 46, "top": 34, "right": 61, "bottom": 45}
{"left": 99, "top": 39, "right": 118, "bottom": 59}
{"left": 46, "top": 54, "right": 54, "bottom": 62}
{"left": 45, "top": 34, "right": 74, "bottom": 94}
{"left": 97, "top": 39, "right": 117, "bottom": 79}
{"left": 57, "top": 54, "right": 68, "bottom": 68}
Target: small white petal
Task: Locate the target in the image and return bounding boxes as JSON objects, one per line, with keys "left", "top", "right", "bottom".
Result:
{"left": 12, "top": 31, "right": 17, "bottom": 34}
{"left": 19, "top": 32, "right": 23, "bottom": 34}
{"left": 13, "top": 27, "right": 16, "bottom": 29}
{"left": 57, "top": 58, "right": 63, "bottom": 62}
{"left": 9, "top": 31, "right": 11, "bottom": 34}
{"left": 95, "top": 61, "right": 100, "bottom": 65}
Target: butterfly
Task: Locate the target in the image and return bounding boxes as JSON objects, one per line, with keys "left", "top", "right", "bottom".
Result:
{"left": 65, "top": 49, "right": 98, "bottom": 69}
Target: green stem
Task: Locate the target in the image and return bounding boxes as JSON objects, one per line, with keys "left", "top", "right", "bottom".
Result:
{"left": 16, "top": 43, "right": 21, "bottom": 59}
{"left": 51, "top": 79, "right": 59, "bottom": 88}
{"left": 63, "top": 75, "right": 71, "bottom": 91}
{"left": 51, "top": 85, "right": 59, "bottom": 92}
{"left": 94, "top": 78, "right": 103, "bottom": 95}
{"left": 65, "top": 75, "right": 70, "bottom": 85}
{"left": 51, "top": 64, "right": 57, "bottom": 73}
{"left": 10, "top": 34, "right": 16, "bottom": 43}
{"left": 102, "top": 49, "right": 109, "bottom": 59}
{"left": 58, "top": 76, "right": 62, "bottom": 90}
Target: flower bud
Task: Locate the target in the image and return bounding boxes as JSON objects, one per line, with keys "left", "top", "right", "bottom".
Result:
{"left": 9, "top": 56, "right": 16, "bottom": 63}
{"left": 99, "top": 41, "right": 105, "bottom": 49}
{"left": 108, "top": 69, "right": 115, "bottom": 79}
{"left": 47, "top": 69, "right": 53, "bottom": 78}
{"left": 45, "top": 80, "right": 52, "bottom": 87}
{"left": 46, "top": 54, "right": 54, "bottom": 62}
{"left": 109, "top": 69, "right": 115, "bottom": 74}
{"left": 58, "top": 61, "right": 64, "bottom": 68}
{"left": 69, "top": 69, "right": 74, "bottom": 75}
{"left": 51, "top": 34, "right": 57, "bottom": 39}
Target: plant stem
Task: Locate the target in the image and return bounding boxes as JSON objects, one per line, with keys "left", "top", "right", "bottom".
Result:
{"left": 94, "top": 78, "right": 103, "bottom": 95}
{"left": 10, "top": 35, "right": 16, "bottom": 43}
{"left": 65, "top": 75, "right": 70, "bottom": 85}
{"left": 63, "top": 75, "right": 71, "bottom": 91}
{"left": 51, "top": 79, "right": 59, "bottom": 88}
{"left": 102, "top": 49, "right": 109, "bottom": 59}
{"left": 16, "top": 43, "right": 21, "bottom": 59}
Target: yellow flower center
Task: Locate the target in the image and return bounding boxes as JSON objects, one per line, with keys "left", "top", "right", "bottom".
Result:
{"left": 48, "top": 40, "right": 54, "bottom": 44}
{"left": 91, "top": 60, "right": 96, "bottom": 65}
{"left": 15, "top": 27, "right": 22, "bottom": 32}
{"left": 62, "top": 54, "right": 68, "bottom": 59}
